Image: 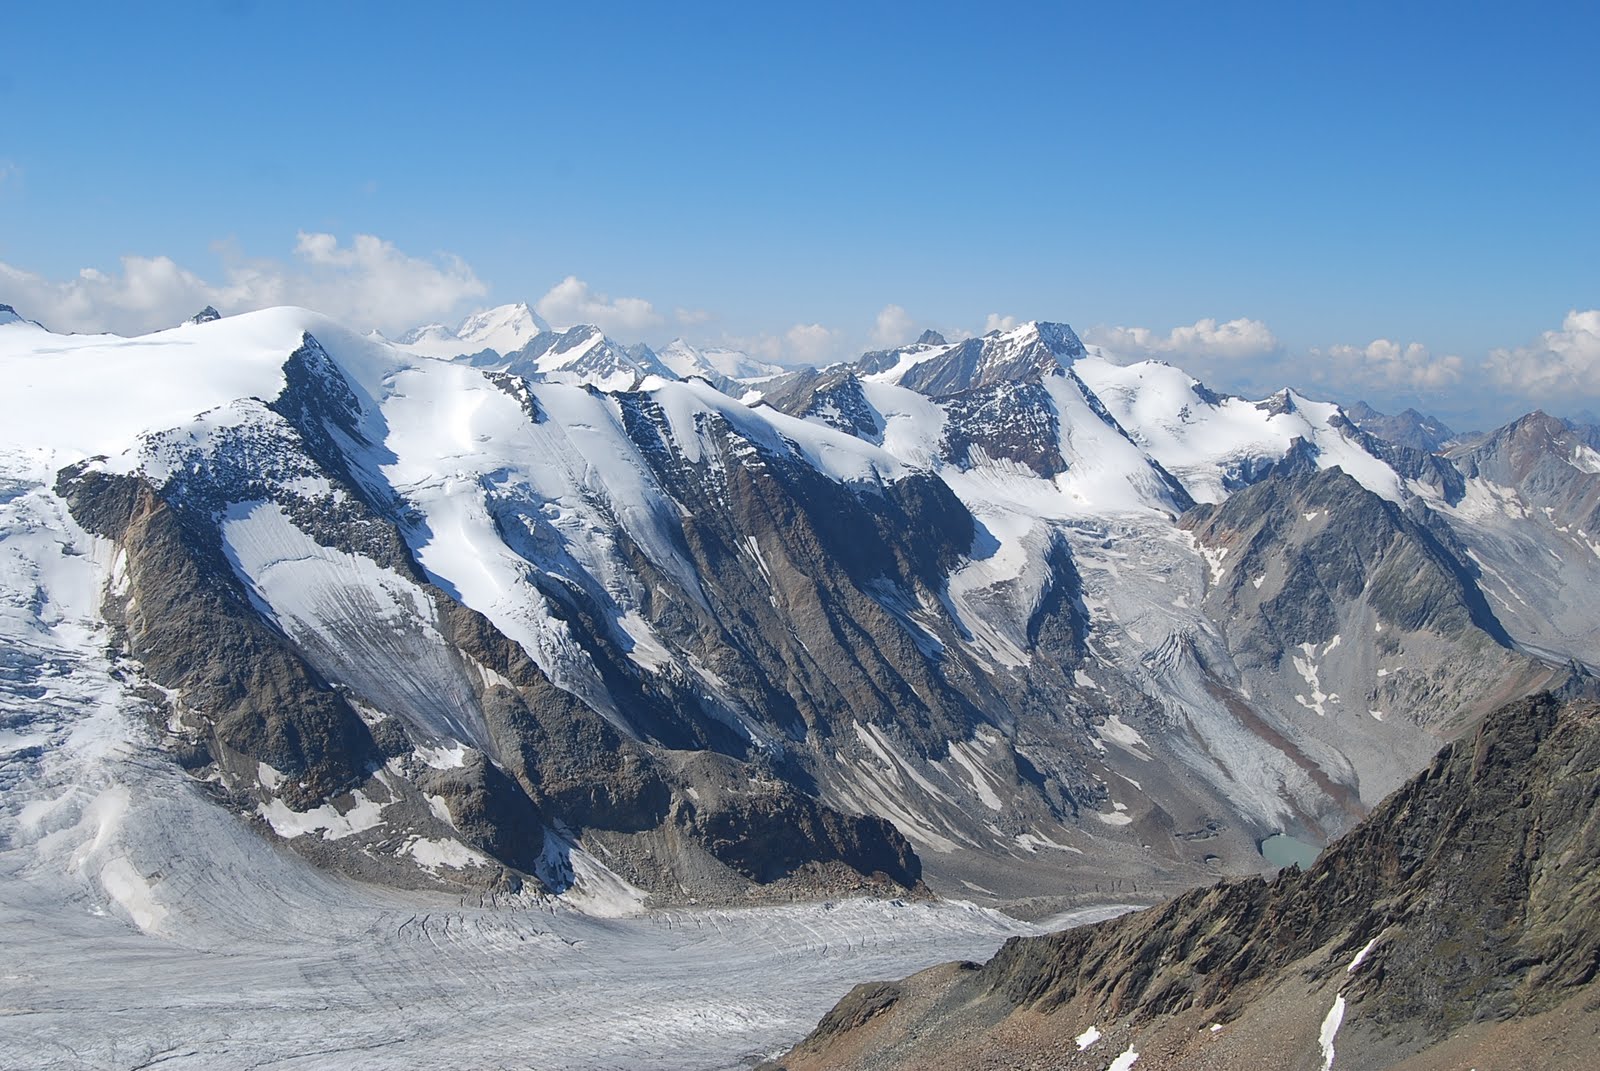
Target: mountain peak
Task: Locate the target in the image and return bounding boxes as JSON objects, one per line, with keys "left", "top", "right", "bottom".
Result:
{"left": 0, "top": 302, "right": 44, "bottom": 330}
{"left": 915, "top": 329, "right": 946, "bottom": 346}
{"left": 392, "top": 302, "right": 549, "bottom": 358}
{"left": 187, "top": 306, "right": 222, "bottom": 325}
{"left": 862, "top": 319, "right": 1084, "bottom": 396}
{"left": 1021, "top": 320, "right": 1085, "bottom": 353}
{"left": 457, "top": 301, "right": 549, "bottom": 344}
{"left": 656, "top": 338, "right": 783, "bottom": 386}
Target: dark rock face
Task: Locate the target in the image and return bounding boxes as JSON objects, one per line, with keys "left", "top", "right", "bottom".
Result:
{"left": 890, "top": 323, "right": 1085, "bottom": 397}
{"left": 54, "top": 466, "right": 379, "bottom": 809}
{"left": 1450, "top": 410, "right": 1600, "bottom": 531}
{"left": 418, "top": 755, "right": 547, "bottom": 872}
{"left": 680, "top": 786, "right": 921, "bottom": 887}
{"left": 615, "top": 393, "right": 987, "bottom": 751}
{"left": 187, "top": 305, "right": 222, "bottom": 325}
{"left": 771, "top": 693, "right": 1600, "bottom": 1070}
{"left": 758, "top": 368, "right": 884, "bottom": 441}
{"left": 1184, "top": 468, "right": 1512, "bottom": 662}
{"left": 940, "top": 381, "right": 1066, "bottom": 477}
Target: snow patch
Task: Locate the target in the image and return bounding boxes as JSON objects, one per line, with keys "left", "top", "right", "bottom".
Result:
{"left": 1106, "top": 1046, "right": 1140, "bottom": 1071}
{"left": 942, "top": 740, "right": 1004, "bottom": 811}
{"left": 1014, "top": 831, "right": 1084, "bottom": 854}
{"left": 1096, "top": 715, "right": 1152, "bottom": 760}
{"left": 1291, "top": 643, "right": 1338, "bottom": 716}
{"left": 415, "top": 742, "right": 468, "bottom": 769}
{"left": 1347, "top": 936, "right": 1380, "bottom": 972}
{"left": 1319, "top": 994, "right": 1346, "bottom": 1070}
{"left": 97, "top": 856, "right": 168, "bottom": 934}
{"left": 258, "top": 791, "right": 386, "bottom": 841}
{"left": 404, "top": 836, "right": 490, "bottom": 872}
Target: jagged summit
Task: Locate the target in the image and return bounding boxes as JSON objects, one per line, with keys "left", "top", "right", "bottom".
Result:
{"left": 492, "top": 323, "right": 674, "bottom": 391}
{"left": 1346, "top": 400, "right": 1457, "bottom": 453}
{"left": 915, "top": 329, "right": 947, "bottom": 346}
{"left": 187, "top": 305, "right": 222, "bottom": 325}
{"left": 859, "top": 320, "right": 1085, "bottom": 396}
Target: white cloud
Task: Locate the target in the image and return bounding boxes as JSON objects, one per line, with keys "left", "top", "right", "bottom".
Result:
{"left": 534, "top": 275, "right": 663, "bottom": 335}
{"left": 1313, "top": 339, "right": 1465, "bottom": 391}
{"left": 983, "top": 313, "right": 1019, "bottom": 334}
{"left": 1084, "top": 316, "right": 1281, "bottom": 362}
{"left": 277, "top": 233, "right": 486, "bottom": 332}
{"left": 717, "top": 322, "right": 841, "bottom": 367}
{"left": 784, "top": 323, "right": 836, "bottom": 364}
{"left": 870, "top": 304, "right": 916, "bottom": 348}
{"left": 1485, "top": 309, "right": 1600, "bottom": 398}
{"left": 0, "top": 231, "right": 486, "bottom": 336}
{"left": 675, "top": 306, "right": 714, "bottom": 326}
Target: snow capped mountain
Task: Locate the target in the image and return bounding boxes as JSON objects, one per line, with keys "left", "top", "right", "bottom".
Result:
{"left": 1076, "top": 358, "right": 1405, "bottom": 504}
{"left": 860, "top": 320, "right": 1086, "bottom": 395}
{"left": 1, "top": 297, "right": 1595, "bottom": 950}
{"left": 657, "top": 337, "right": 784, "bottom": 387}
{"left": 393, "top": 301, "right": 550, "bottom": 358}
{"left": 491, "top": 324, "right": 676, "bottom": 390}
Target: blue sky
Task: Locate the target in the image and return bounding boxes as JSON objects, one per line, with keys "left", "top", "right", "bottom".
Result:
{"left": 2, "top": 1, "right": 1597, "bottom": 428}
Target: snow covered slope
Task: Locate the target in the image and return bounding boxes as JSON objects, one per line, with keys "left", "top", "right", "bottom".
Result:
{"left": 1076, "top": 357, "right": 1403, "bottom": 504}
{"left": 0, "top": 446, "right": 1131, "bottom": 1066}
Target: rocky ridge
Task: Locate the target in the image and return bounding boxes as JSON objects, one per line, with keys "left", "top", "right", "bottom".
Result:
{"left": 768, "top": 691, "right": 1600, "bottom": 1071}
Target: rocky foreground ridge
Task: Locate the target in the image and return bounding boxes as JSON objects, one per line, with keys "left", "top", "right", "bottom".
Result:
{"left": 767, "top": 690, "right": 1600, "bottom": 1070}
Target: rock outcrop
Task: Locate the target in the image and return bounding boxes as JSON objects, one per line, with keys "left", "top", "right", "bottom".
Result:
{"left": 767, "top": 692, "right": 1600, "bottom": 1070}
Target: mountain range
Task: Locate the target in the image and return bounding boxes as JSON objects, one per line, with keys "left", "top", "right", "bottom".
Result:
{"left": 3, "top": 298, "right": 1599, "bottom": 1064}
{"left": 4, "top": 301, "right": 1596, "bottom": 907}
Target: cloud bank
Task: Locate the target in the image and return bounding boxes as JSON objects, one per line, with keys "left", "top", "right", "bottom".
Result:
{"left": 1486, "top": 310, "right": 1600, "bottom": 398}
{"left": 1309, "top": 339, "right": 1465, "bottom": 392}
{"left": 0, "top": 232, "right": 485, "bottom": 336}
{"left": 1083, "top": 317, "right": 1282, "bottom": 362}
{"left": 535, "top": 275, "right": 664, "bottom": 335}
